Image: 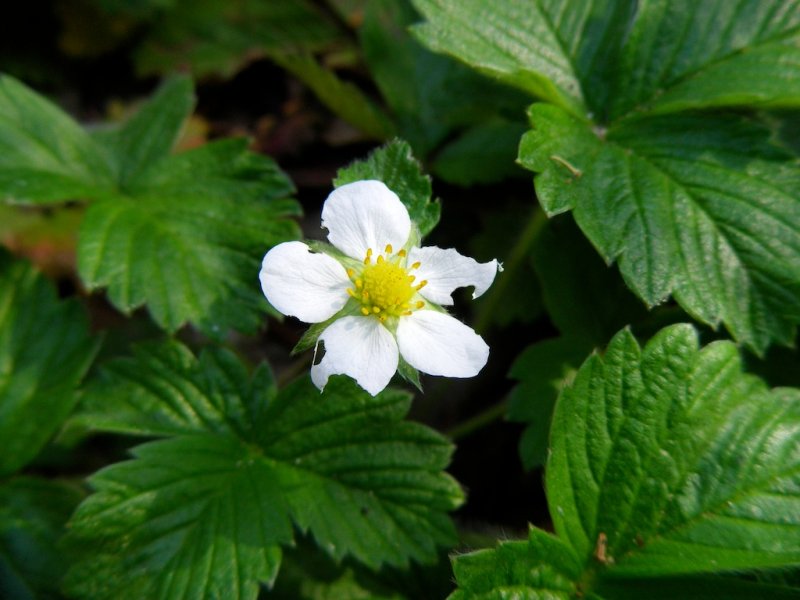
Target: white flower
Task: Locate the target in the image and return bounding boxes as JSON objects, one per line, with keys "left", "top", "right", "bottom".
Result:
{"left": 260, "top": 179, "right": 500, "bottom": 396}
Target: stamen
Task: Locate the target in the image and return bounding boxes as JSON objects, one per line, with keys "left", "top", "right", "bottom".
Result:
{"left": 377, "top": 255, "right": 384, "bottom": 264}
{"left": 361, "top": 307, "right": 370, "bottom": 316}
{"left": 403, "top": 311, "right": 412, "bottom": 316}
{"left": 385, "top": 244, "right": 393, "bottom": 254}
{"left": 398, "top": 249, "right": 406, "bottom": 257}
{"left": 347, "top": 288, "right": 356, "bottom": 298}
{"left": 364, "top": 248, "right": 373, "bottom": 265}
{"left": 416, "top": 280, "right": 428, "bottom": 290}
{"left": 379, "top": 315, "right": 387, "bottom": 322}
{"left": 416, "top": 301, "right": 424, "bottom": 309}
{"left": 346, "top": 268, "right": 355, "bottom": 278}
{"left": 408, "top": 275, "right": 416, "bottom": 283}
{"left": 411, "top": 261, "right": 421, "bottom": 270}
{"left": 372, "top": 306, "right": 381, "bottom": 314}
{"left": 362, "top": 291, "right": 369, "bottom": 300}
{"left": 355, "top": 279, "right": 363, "bottom": 288}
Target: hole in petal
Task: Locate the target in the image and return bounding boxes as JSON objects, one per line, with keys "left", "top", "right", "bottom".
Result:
{"left": 312, "top": 340, "right": 326, "bottom": 365}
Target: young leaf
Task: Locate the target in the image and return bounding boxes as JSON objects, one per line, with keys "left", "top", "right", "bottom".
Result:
{"left": 334, "top": 139, "right": 440, "bottom": 236}
{"left": 0, "top": 477, "right": 84, "bottom": 600}
{"left": 449, "top": 528, "right": 581, "bottom": 599}
{"left": 0, "top": 74, "right": 115, "bottom": 203}
{"left": 412, "top": 0, "right": 800, "bottom": 353}
{"left": 67, "top": 342, "right": 463, "bottom": 598}
{"left": 0, "top": 251, "right": 100, "bottom": 476}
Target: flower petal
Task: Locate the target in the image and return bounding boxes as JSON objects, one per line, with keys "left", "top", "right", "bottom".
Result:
{"left": 260, "top": 241, "right": 350, "bottom": 323}
{"left": 408, "top": 246, "right": 500, "bottom": 306}
{"left": 396, "top": 310, "right": 489, "bottom": 377}
{"left": 321, "top": 180, "right": 411, "bottom": 260}
{"left": 311, "top": 316, "right": 399, "bottom": 396}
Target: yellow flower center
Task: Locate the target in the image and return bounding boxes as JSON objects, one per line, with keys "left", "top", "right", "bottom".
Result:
{"left": 347, "top": 245, "right": 427, "bottom": 322}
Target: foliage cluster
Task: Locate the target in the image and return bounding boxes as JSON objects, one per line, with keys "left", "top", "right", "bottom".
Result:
{"left": 1, "top": 1, "right": 799, "bottom": 598}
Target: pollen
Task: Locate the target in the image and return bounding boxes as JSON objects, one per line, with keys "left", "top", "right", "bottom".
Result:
{"left": 346, "top": 246, "right": 427, "bottom": 321}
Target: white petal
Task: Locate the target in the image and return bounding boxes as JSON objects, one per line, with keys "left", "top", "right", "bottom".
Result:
{"left": 311, "top": 316, "right": 399, "bottom": 396}
{"left": 408, "top": 246, "right": 500, "bottom": 306}
{"left": 260, "top": 241, "right": 350, "bottom": 323}
{"left": 321, "top": 180, "right": 411, "bottom": 260}
{"left": 396, "top": 310, "right": 489, "bottom": 377}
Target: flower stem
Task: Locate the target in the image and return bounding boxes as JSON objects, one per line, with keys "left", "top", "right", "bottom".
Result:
{"left": 445, "top": 399, "right": 509, "bottom": 441}
{"left": 473, "top": 205, "right": 548, "bottom": 334}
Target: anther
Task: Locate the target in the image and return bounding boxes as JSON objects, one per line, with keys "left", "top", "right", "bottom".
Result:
{"left": 408, "top": 275, "right": 416, "bottom": 283}
{"left": 347, "top": 288, "right": 356, "bottom": 298}
{"left": 355, "top": 279, "right": 363, "bottom": 288}
{"left": 385, "top": 244, "right": 393, "bottom": 254}
{"left": 411, "top": 261, "right": 421, "bottom": 269}
{"left": 403, "top": 311, "right": 412, "bottom": 316}
{"left": 347, "top": 268, "right": 355, "bottom": 278}
{"left": 377, "top": 255, "right": 384, "bottom": 264}
{"left": 416, "top": 301, "right": 424, "bottom": 309}
{"left": 398, "top": 249, "right": 406, "bottom": 257}
{"left": 361, "top": 307, "right": 370, "bottom": 316}
{"left": 364, "top": 248, "right": 373, "bottom": 264}
{"left": 416, "top": 280, "right": 428, "bottom": 290}
{"left": 372, "top": 306, "right": 381, "bottom": 314}
{"left": 379, "top": 315, "right": 387, "bottom": 322}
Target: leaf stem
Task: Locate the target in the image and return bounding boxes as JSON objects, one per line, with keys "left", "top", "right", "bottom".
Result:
{"left": 473, "top": 205, "right": 548, "bottom": 334}
{"left": 445, "top": 399, "right": 508, "bottom": 441}
{"left": 277, "top": 353, "right": 312, "bottom": 387}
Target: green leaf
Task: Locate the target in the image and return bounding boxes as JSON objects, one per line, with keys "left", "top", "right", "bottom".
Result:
{"left": 531, "top": 215, "right": 650, "bottom": 345}
{"left": 451, "top": 324, "right": 800, "bottom": 598}
{"left": 94, "top": 76, "right": 194, "bottom": 187}
{"left": 0, "top": 477, "right": 84, "bottom": 600}
{"left": 0, "top": 251, "right": 100, "bottom": 476}
{"left": 134, "top": 0, "right": 342, "bottom": 78}
{"left": 594, "top": 574, "right": 800, "bottom": 600}
{"left": 507, "top": 336, "right": 590, "bottom": 470}
{"left": 270, "top": 51, "right": 395, "bottom": 141}
{"left": 609, "top": 2, "right": 800, "bottom": 118}
{"left": 67, "top": 342, "right": 463, "bottom": 598}
{"left": 78, "top": 137, "right": 300, "bottom": 334}
{"left": 431, "top": 120, "right": 527, "bottom": 186}
{"left": 361, "top": 0, "right": 529, "bottom": 160}
{"left": 520, "top": 105, "right": 800, "bottom": 353}
{"left": 73, "top": 340, "right": 273, "bottom": 438}
{"left": 0, "top": 75, "right": 302, "bottom": 334}
{"left": 66, "top": 433, "right": 289, "bottom": 600}
{"left": 334, "top": 139, "right": 440, "bottom": 236}
{"left": 0, "top": 74, "right": 115, "bottom": 203}
{"left": 411, "top": 0, "right": 634, "bottom": 118}
{"left": 552, "top": 324, "right": 800, "bottom": 575}
{"left": 413, "top": 0, "right": 800, "bottom": 353}
{"left": 449, "top": 528, "right": 581, "bottom": 599}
